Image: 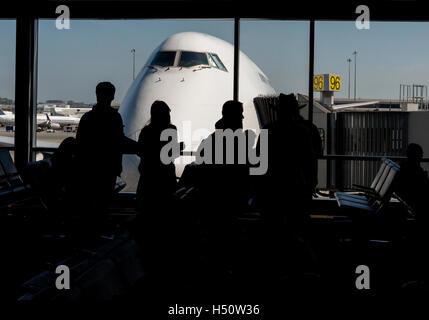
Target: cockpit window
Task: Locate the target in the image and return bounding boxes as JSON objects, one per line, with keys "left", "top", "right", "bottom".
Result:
{"left": 150, "top": 50, "right": 227, "bottom": 71}
{"left": 258, "top": 73, "right": 270, "bottom": 85}
{"left": 179, "top": 51, "right": 209, "bottom": 68}
{"left": 150, "top": 51, "right": 176, "bottom": 67}
{"left": 207, "top": 53, "right": 219, "bottom": 68}
{"left": 210, "top": 53, "right": 227, "bottom": 72}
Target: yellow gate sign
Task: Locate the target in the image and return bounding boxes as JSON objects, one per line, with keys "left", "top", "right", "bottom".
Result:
{"left": 314, "top": 74, "right": 341, "bottom": 92}
{"left": 313, "top": 75, "right": 324, "bottom": 91}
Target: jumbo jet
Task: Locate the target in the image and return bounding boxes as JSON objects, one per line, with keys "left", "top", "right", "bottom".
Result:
{"left": 119, "top": 32, "right": 276, "bottom": 191}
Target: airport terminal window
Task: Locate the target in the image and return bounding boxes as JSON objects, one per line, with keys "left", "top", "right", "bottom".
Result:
{"left": 0, "top": 20, "right": 16, "bottom": 149}
{"left": 239, "top": 20, "right": 309, "bottom": 96}
{"left": 37, "top": 19, "right": 234, "bottom": 192}
{"left": 178, "top": 51, "right": 209, "bottom": 67}
{"left": 315, "top": 21, "right": 429, "bottom": 191}
{"left": 239, "top": 19, "right": 312, "bottom": 184}
{"left": 150, "top": 51, "right": 176, "bottom": 67}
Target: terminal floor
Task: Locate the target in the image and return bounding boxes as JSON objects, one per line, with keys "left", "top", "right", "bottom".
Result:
{"left": 0, "top": 198, "right": 425, "bottom": 301}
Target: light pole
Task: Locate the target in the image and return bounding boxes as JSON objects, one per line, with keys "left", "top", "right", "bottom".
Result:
{"left": 131, "top": 48, "right": 136, "bottom": 80}
{"left": 353, "top": 51, "right": 358, "bottom": 100}
{"left": 347, "top": 58, "right": 352, "bottom": 99}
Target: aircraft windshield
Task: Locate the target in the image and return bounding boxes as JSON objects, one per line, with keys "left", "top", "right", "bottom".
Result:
{"left": 150, "top": 51, "right": 176, "bottom": 67}
{"left": 207, "top": 53, "right": 218, "bottom": 68}
{"left": 150, "top": 50, "right": 227, "bottom": 71}
{"left": 179, "top": 51, "right": 209, "bottom": 67}
{"left": 210, "top": 53, "right": 227, "bottom": 72}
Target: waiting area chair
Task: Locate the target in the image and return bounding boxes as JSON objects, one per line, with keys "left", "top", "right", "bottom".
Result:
{"left": 335, "top": 159, "right": 400, "bottom": 213}
{"left": 0, "top": 148, "right": 32, "bottom": 206}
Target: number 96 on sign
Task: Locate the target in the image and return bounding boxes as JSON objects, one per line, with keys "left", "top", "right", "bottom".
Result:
{"left": 313, "top": 74, "right": 341, "bottom": 92}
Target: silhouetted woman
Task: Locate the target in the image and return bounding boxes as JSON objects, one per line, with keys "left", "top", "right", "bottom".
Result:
{"left": 136, "top": 101, "right": 179, "bottom": 209}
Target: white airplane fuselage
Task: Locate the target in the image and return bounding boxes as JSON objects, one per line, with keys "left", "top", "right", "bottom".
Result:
{"left": 119, "top": 32, "right": 276, "bottom": 191}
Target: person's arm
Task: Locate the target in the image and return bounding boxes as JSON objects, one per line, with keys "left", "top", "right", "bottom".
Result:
{"left": 75, "top": 114, "right": 89, "bottom": 157}
{"left": 136, "top": 127, "right": 146, "bottom": 158}
{"left": 122, "top": 136, "right": 140, "bottom": 155}
{"left": 115, "top": 113, "right": 139, "bottom": 155}
{"left": 169, "top": 125, "right": 184, "bottom": 160}
{"left": 75, "top": 114, "right": 87, "bottom": 144}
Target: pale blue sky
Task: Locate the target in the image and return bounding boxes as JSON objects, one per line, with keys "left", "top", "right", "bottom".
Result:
{"left": 1, "top": 19, "right": 429, "bottom": 103}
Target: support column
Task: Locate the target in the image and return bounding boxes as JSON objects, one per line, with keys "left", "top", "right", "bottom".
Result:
{"left": 308, "top": 19, "right": 314, "bottom": 123}
{"left": 14, "top": 16, "right": 38, "bottom": 171}
{"left": 233, "top": 17, "right": 240, "bottom": 102}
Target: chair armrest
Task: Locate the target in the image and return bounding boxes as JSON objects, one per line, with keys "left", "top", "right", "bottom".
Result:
{"left": 352, "top": 184, "right": 374, "bottom": 192}
{"left": 114, "top": 181, "right": 126, "bottom": 193}
{"left": 393, "top": 192, "right": 416, "bottom": 217}
{"left": 352, "top": 184, "right": 380, "bottom": 197}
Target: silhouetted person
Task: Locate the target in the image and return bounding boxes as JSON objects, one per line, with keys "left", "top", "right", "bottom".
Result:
{"left": 194, "top": 100, "right": 253, "bottom": 203}
{"left": 136, "top": 100, "right": 180, "bottom": 208}
{"left": 51, "top": 137, "right": 77, "bottom": 196}
{"left": 74, "top": 82, "right": 134, "bottom": 231}
{"left": 396, "top": 144, "right": 429, "bottom": 283}
{"left": 396, "top": 143, "right": 429, "bottom": 220}
{"left": 258, "top": 93, "right": 315, "bottom": 225}
{"left": 255, "top": 93, "right": 317, "bottom": 278}
{"left": 135, "top": 101, "right": 182, "bottom": 275}
{"left": 293, "top": 102, "right": 323, "bottom": 195}
{"left": 193, "top": 100, "right": 252, "bottom": 272}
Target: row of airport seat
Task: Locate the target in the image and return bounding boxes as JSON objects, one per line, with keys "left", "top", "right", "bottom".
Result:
{"left": 23, "top": 155, "right": 126, "bottom": 212}
{"left": 0, "top": 148, "right": 141, "bottom": 301}
{"left": 0, "top": 146, "right": 127, "bottom": 210}
{"left": 18, "top": 238, "right": 145, "bottom": 301}
{"left": 334, "top": 158, "right": 400, "bottom": 213}
{"left": 0, "top": 149, "right": 32, "bottom": 207}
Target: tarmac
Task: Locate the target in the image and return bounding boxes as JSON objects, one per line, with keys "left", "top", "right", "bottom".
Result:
{"left": 0, "top": 127, "right": 75, "bottom": 146}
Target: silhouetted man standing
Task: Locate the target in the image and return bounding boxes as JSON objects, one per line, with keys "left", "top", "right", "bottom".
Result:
{"left": 196, "top": 100, "right": 247, "bottom": 165}
{"left": 194, "top": 100, "right": 251, "bottom": 271}
{"left": 260, "top": 93, "right": 315, "bottom": 225}
{"left": 256, "top": 93, "right": 317, "bottom": 278}
{"left": 75, "top": 82, "right": 131, "bottom": 224}
{"left": 195, "top": 100, "right": 253, "bottom": 195}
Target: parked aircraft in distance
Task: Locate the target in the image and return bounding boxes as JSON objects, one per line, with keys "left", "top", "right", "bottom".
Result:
{"left": 0, "top": 109, "right": 81, "bottom": 131}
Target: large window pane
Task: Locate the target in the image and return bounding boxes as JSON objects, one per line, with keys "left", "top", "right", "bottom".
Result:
{"left": 315, "top": 21, "right": 429, "bottom": 190}
{"left": 240, "top": 20, "right": 309, "bottom": 94}
{"left": 37, "top": 19, "right": 234, "bottom": 191}
{"left": 239, "top": 20, "right": 309, "bottom": 128}
{"left": 0, "top": 20, "right": 16, "bottom": 149}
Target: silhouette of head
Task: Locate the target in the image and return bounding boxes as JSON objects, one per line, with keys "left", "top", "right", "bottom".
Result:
{"left": 278, "top": 93, "right": 301, "bottom": 120}
{"left": 221, "top": 100, "right": 244, "bottom": 131}
{"left": 150, "top": 100, "right": 171, "bottom": 127}
{"left": 54, "top": 137, "right": 76, "bottom": 162}
{"left": 96, "top": 82, "right": 115, "bottom": 106}
{"left": 406, "top": 143, "right": 423, "bottom": 162}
